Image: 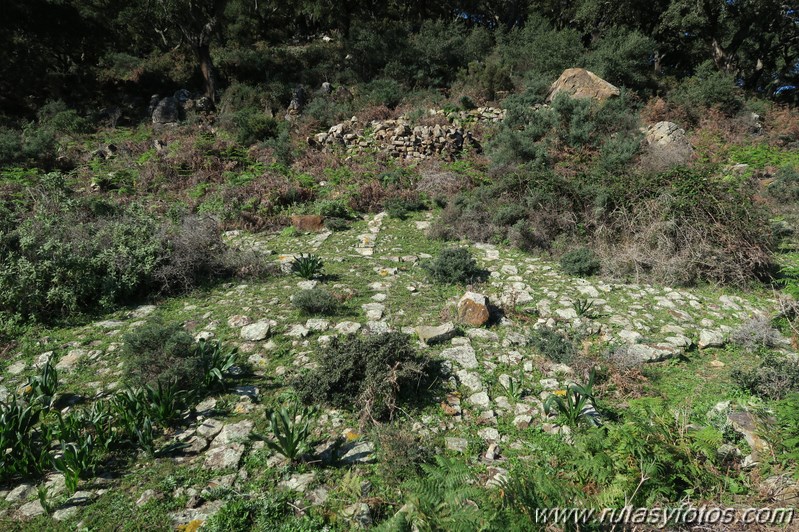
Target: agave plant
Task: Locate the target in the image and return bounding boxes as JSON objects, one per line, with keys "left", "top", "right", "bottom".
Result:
{"left": 291, "top": 253, "right": 325, "bottom": 280}
{"left": 543, "top": 369, "right": 601, "bottom": 428}
{"left": 259, "top": 401, "right": 317, "bottom": 462}
{"left": 572, "top": 298, "right": 595, "bottom": 318}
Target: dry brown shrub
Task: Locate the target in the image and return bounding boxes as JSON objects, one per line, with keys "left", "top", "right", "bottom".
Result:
{"left": 357, "top": 104, "right": 396, "bottom": 123}
{"left": 765, "top": 104, "right": 799, "bottom": 146}
{"left": 348, "top": 180, "right": 386, "bottom": 213}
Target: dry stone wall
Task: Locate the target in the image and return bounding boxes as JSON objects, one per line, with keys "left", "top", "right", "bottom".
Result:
{"left": 309, "top": 107, "right": 505, "bottom": 160}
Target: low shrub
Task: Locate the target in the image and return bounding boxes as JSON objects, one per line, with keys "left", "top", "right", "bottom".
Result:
{"left": 560, "top": 248, "right": 601, "bottom": 277}
{"left": 422, "top": 247, "right": 485, "bottom": 284}
{"left": 121, "top": 318, "right": 204, "bottom": 391}
{"left": 732, "top": 353, "right": 799, "bottom": 400}
{"left": 294, "top": 332, "right": 429, "bottom": 424}
{"left": 384, "top": 196, "right": 425, "bottom": 220}
{"left": 530, "top": 328, "right": 576, "bottom": 364}
{"left": 372, "top": 422, "right": 434, "bottom": 486}
{"left": 292, "top": 288, "right": 338, "bottom": 315}
{"left": 730, "top": 316, "right": 781, "bottom": 352}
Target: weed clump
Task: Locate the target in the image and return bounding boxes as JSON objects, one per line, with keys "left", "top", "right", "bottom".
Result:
{"left": 294, "top": 332, "right": 429, "bottom": 424}
{"left": 292, "top": 288, "right": 339, "bottom": 315}
{"left": 422, "top": 248, "right": 484, "bottom": 284}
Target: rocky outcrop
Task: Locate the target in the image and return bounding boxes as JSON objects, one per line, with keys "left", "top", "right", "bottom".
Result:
{"left": 642, "top": 121, "right": 694, "bottom": 168}
{"left": 546, "top": 68, "right": 620, "bottom": 102}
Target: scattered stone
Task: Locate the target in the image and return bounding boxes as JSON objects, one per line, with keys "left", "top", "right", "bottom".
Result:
{"left": 6, "top": 483, "right": 34, "bottom": 503}
{"left": 56, "top": 349, "right": 86, "bottom": 371}
{"left": 445, "top": 437, "right": 469, "bottom": 453}
{"left": 213, "top": 420, "right": 254, "bottom": 445}
{"left": 458, "top": 292, "right": 490, "bottom": 327}
{"left": 306, "top": 319, "right": 330, "bottom": 331}
{"left": 18, "top": 500, "right": 45, "bottom": 518}
{"left": 441, "top": 345, "right": 478, "bottom": 369}
{"left": 240, "top": 321, "right": 271, "bottom": 341}
{"left": 279, "top": 472, "right": 315, "bottom": 492}
{"left": 456, "top": 369, "right": 484, "bottom": 393}
{"left": 468, "top": 391, "right": 491, "bottom": 409}
{"left": 136, "top": 489, "right": 157, "bottom": 507}
{"left": 415, "top": 323, "right": 457, "bottom": 345}
{"left": 699, "top": 329, "right": 725, "bottom": 349}
{"left": 204, "top": 443, "right": 245, "bottom": 470}
{"left": 6, "top": 360, "right": 26, "bottom": 375}
{"left": 286, "top": 324, "right": 310, "bottom": 338}
{"left": 335, "top": 322, "right": 362, "bottom": 335}
{"left": 547, "top": 68, "right": 620, "bottom": 102}
{"left": 342, "top": 502, "right": 372, "bottom": 528}
{"left": 338, "top": 441, "right": 376, "bottom": 464}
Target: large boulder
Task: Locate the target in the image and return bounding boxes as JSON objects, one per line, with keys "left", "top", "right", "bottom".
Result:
{"left": 457, "top": 292, "right": 490, "bottom": 327}
{"left": 546, "top": 68, "right": 620, "bottom": 102}
{"left": 151, "top": 96, "right": 182, "bottom": 125}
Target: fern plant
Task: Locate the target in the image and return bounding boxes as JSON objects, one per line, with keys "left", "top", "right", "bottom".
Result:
{"left": 259, "top": 401, "right": 317, "bottom": 462}
{"left": 543, "top": 370, "right": 601, "bottom": 428}
{"left": 380, "top": 456, "right": 492, "bottom": 531}
{"left": 291, "top": 253, "right": 324, "bottom": 280}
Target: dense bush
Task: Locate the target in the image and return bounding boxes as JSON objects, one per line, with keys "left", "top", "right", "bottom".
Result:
{"left": 668, "top": 62, "right": 744, "bottom": 123}
{"left": 422, "top": 247, "right": 485, "bottom": 284}
{"left": 0, "top": 185, "right": 267, "bottom": 322}
{"left": 294, "top": 332, "right": 429, "bottom": 423}
{"left": 121, "top": 318, "right": 204, "bottom": 390}
{"left": 560, "top": 248, "right": 601, "bottom": 277}
{"left": 291, "top": 288, "right": 338, "bottom": 315}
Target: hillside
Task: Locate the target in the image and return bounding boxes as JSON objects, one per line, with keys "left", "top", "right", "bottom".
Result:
{"left": 3, "top": 2, "right": 799, "bottom": 530}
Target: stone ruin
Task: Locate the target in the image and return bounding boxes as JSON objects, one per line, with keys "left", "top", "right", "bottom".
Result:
{"left": 308, "top": 107, "right": 505, "bottom": 160}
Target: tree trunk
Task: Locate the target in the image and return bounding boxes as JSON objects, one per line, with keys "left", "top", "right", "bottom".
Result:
{"left": 197, "top": 43, "right": 216, "bottom": 103}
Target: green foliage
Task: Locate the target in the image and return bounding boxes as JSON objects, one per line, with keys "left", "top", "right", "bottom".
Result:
{"left": 26, "top": 358, "right": 59, "bottom": 410}
{"left": 294, "top": 332, "right": 429, "bottom": 423}
{"left": 198, "top": 339, "right": 238, "bottom": 392}
{"left": 572, "top": 299, "right": 595, "bottom": 318}
{"left": 384, "top": 196, "right": 425, "bottom": 220}
{"left": 232, "top": 108, "right": 279, "bottom": 146}
{"left": 291, "top": 253, "right": 325, "bottom": 279}
{"left": 422, "top": 247, "right": 485, "bottom": 284}
{"left": 380, "top": 456, "right": 492, "bottom": 531}
{"left": 315, "top": 198, "right": 352, "bottom": 218}
{"left": 732, "top": 353, "right": 799, "bottom": 400}
{"left": 291, "top": 288, "right": 338, "bottom": 315}
{"left": 560, "top": 248, "right": 601, "bottom": 277}
{"left": 530, "top": 328, "right": 577, "bottom": 364}
{"left": 774, "top": 394, "right": 799, "bottom": 465}
{"left": 766, "top": 166, "right": 799, "bottom": 204}
{"left": 0, "top": 397, "right": 49, "bottom": 481}
{"left": 372, "top": 422, "right": 434, "bottom": 486}
{"left": 543, "top": 370, "right": 601, "bottom": 428}
{"left": 259, "top": 401, "right": 317, "bottom": 462}
{"left": 500, "top": 371, "right": 526, "bottom": 401}
{"left": 121, "top": 317, "right": 203, "bottom": 391}
{"left": 669, "top": 62, "right": 744, "bottom": 121}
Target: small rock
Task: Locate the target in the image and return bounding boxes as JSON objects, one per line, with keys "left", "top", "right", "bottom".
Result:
{"left": 699, "top": 329, "right": 725, "bottom": 349}
{"left": 415, "top": 323, "right": 457, "bottom": 345}
{"left": 240, "top": 321, "right": 271, "bottom": 341}
{"left": 204, "top": 444, "right": 245, "bottom": 470}
{"left": 445, "top": 437, "right": 469, "bottom": 453}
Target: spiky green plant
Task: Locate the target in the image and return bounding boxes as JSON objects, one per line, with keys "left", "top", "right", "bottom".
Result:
{"left": 27, "top": 358, "right": 59, "bottom": 410}
{"left": 291, "top": 253, "right": 324, "bottom": 280}
{"left": 500, "top": 372, "right": 525, "bottom": 401}
{"left": 572, "top": 298, "right": 595, "bottom": 318}
{"left": 197, "top": 339, "right": 237, "bottom": 392}
{"left": 543, "top": 370, "right": 601, "bottom": 428}
{"left": 259, "top": 401, "right": 317, "bottom": 462}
